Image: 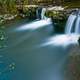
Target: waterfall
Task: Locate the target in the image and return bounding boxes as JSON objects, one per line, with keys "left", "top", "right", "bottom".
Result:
{"left": 36, "top": 7, "right": 47, "bottom": 20}
{"left": 36, "top": 7, "right": 42, "bottom": 19}
{"left": 41, "top": 8, "right": 47, "bottom": 19}
{"left": 65, "top": 10, "right": 80, "bottom": 34}
{"left": 75, "top": 15, "right": 80, "bottom": 34}
{"left": 65, "top": 14, "right": 77, "bottom": 34}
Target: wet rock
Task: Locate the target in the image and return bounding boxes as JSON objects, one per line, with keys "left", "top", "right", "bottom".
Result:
{"left": 64, "top": 44, "right": 80, "bottom": 80}
{"left": 78, "top": 37, "right": 80, "bottom": 46}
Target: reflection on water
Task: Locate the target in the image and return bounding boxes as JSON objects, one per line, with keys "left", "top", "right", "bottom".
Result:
{"left": 0, "top": 18, "right": 79, "bottom": 80}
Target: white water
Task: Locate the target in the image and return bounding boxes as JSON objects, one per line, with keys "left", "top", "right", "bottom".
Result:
{"left": 39, "top": 34, "right": 79, "bottom": 47}
{"left": 36, "top": 7, "right": 47, "bottom": 20}
{"left": 75, "top": 15, "right": 80, "bottom": 34}
{"left": 16, "top": 18, "right": 52, "bottom": 31}
{"left": 41, "top": 8, "right": 47, "bottom": 19}
{"left": 65, "top": 14, "right": 77, "bottom": 34}
{"left": 65, "top": 11, "right": 80, "bottom": 34}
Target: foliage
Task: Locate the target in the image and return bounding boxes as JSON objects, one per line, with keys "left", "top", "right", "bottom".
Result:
{"left": 0, "top": 0, "right": 18, "bottom": 14}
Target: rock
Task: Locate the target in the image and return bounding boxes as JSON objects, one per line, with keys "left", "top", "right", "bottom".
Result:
{"left": 64, "top": 44, "right": 80, "bottom": 80}
{"left": 78, "top": 37, "right": 80, "bottom": 46}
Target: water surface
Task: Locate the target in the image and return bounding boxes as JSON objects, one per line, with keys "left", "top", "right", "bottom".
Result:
{"left": 0, "top": 18, "right": 78, "bottom": 80}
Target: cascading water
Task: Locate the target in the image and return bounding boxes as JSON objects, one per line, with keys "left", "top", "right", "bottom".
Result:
{"left": 39, "top": 11, "right": 80, "bottom": 47}
{"left": 65, "top": 10, "right": 80, "bottom": 34}
{"left": 65, "top": 14, "right": 77, "bottom": 34}
{"left": 75, "top": 15, "right": 80, "bottom": 34}
{"left": 41, "top": 8, "right": 47, "bottom": 19}
{"left": 36, "top": 7, "right": 47, "bottom": 20}
{"left": 36, "top": 7, "right": 42, "bottom": 19}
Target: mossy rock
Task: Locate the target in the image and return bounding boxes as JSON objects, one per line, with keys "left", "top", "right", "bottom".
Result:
{"left": 46, "top": 10, "right": 67, "bottom": 20}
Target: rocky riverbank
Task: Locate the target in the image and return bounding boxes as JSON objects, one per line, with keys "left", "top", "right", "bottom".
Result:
{"left": 64, "top": 44, "right": 80, "bottom": 80}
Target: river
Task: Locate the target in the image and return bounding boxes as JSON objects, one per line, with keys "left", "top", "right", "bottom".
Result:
{"left": 0, "top": 18, "right": 79, "bottom": 80}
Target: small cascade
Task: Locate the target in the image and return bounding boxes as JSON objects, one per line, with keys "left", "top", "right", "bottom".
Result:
{"left": 36, "top": 7, "right": 47, "bottom": 20}
{"left": 75, "top": 15, "right": 80, "bottom": 34}
{"left": 41, "top": 8, "right": 47, "bottom": 19}
{"left": 36, "top": 7, "right": 42, "bottom": 19}
{"left": 65, "top": 10, "right": 80, "bottom": 34}
{"left": 65, "top": 14, "right": 77, "bottom": 34}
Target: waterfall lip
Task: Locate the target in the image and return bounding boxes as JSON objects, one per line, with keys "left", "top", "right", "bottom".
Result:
{"left": 71, "top": 9, "right": 80, "bottom": 16}
{"left": 73, "top": 10, "right": 80, "bottom": 16}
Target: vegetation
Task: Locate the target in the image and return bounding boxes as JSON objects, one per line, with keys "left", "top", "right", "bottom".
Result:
{"left": 0, "top": 0, "right": 79, "bottom": 33}
{"left": 0, "top": 0, "right": 17, "bottom": 14}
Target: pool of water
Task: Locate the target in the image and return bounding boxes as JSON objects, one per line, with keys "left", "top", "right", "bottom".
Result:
{"left": 0, "top": 18, "right": 79, "bottom": 80}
